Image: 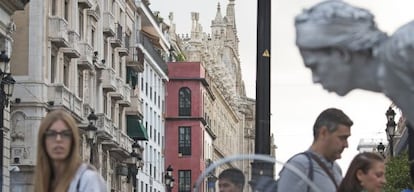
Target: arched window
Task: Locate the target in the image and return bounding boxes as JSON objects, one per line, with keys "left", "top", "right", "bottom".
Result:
{"left": 179, "top": 87, "right": 191, "bottom": 116}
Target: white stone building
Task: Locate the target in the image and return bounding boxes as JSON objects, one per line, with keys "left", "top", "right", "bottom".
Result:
{"left": 9, "top": 0, "right": 156, "bottom": 191}
{"left": 133, "top": 1, "right": 170, "bottom": 192}
{"left": 0, "top": 0, "right": 30, "bottom": 191}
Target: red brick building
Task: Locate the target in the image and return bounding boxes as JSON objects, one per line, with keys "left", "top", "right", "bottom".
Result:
{"left": 165, "top": 62, "right": 215, "bottom": 192}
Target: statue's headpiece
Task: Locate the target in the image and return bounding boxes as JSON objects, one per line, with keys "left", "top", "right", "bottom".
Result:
{"left": 295, "top": 0, "right": 387, "bottom": 51}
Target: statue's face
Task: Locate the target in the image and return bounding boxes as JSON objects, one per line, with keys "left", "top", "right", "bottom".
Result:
{"left": 300, "top": 48, "right": 353, "bottom": 96}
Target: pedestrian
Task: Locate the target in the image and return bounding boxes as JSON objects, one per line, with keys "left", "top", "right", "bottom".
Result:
{"left": 33, "top": 110, "right": 107, "bottom": 192}
{"left": 277, "top": 108, "right": 353, "bottom": 192}
{"left": 337, "top": 152, "right": 386, "bottom": 192}
{"left": 218, "top": 168, "right": 245, "bottom": 192}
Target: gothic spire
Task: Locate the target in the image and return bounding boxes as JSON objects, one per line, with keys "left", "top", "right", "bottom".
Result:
{"left": 213, "top": 2, "right": 223, "bottom": 25}
{"left": 226, "top": 0, "right": 236, "bottom": 27}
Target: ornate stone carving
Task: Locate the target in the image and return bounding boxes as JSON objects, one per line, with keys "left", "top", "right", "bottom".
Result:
{"left": 295, "top": 0, "right": 414, "bottom": 124}
{"left": 11, "top": 112, "right": 25, "bottom": 142}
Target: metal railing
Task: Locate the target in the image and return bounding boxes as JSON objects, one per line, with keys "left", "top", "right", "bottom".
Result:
{"left": 138, "top": 32, "right": 168, "bottom": 74}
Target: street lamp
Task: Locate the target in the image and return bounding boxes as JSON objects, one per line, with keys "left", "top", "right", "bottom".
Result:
{"left": 207, "top": 175, "right": 217, "bottom": 192}
{"left": 0, "top": 50, "right": 15, "bottom": 192}
{"left": 86, "top": 111, "right": 98, "bottom": 164}
{"left": 127, "top": 142, "right": 141, "bottom": 192}
{"left": 165, "top": 165, "right": 175, "bottom": 192}
{"left": 385, "top": 107, "right": 397, "bottom": 157}
{"left": 377, "top": 142, "right": 385, "bottom": 157}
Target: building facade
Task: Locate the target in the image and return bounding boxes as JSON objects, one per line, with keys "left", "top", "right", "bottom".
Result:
{"left": 164, "top": 0, "right": 256, "bottom": 191}
{"left": 9, "top": 0, "right": 152, "bottom": 191}
{"left": 0, "top": 0, "right": 30, "bottom": 191}
{"left": 134, "top": 1, "right": 171, "bottom": 192}
{"left": 165, "top": 61, "right": 215, "bottom": 192}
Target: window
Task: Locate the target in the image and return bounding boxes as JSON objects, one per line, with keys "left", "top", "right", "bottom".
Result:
{"left": 112, "top": 0, "right": 116, "bottom": 14}
{"left": 158, "top": 132, "right": 160, "bottom": 145}
{"left": 51, "top": 0, "right": 57, "bottom": 15}
{"left": 118, "top": 110, "right": 122, "bottom": 129}
{"left": 118, "top": 55, "right": 122, "bottom": 77}
{"left": 179, "top": 87, "right": 191, "bottom": 116}
{"left": 150, "top": 125, "right": 152, "bottom": 139}
{"left": 158, "top": 95, "right": 160, "bottom": 108}
{"left": 111, "top": 52, "right": 115, "bottom": 69}
{"left": 141, "top": 77, "right": 144, "bottom": 91}
{"left": 64, "top": 0, "right": 69, "bottom": 21}
{"left": 79, "top": 9, "right": 84, "bottom": 40}
{"left": 111, "top": 101, "right": 115, "bottom": 121}
{"left": 125, "top": 34, "right": 130, "bottom": 49}
{"left": 178, "top": 127, "right": 191, "bottom": 156}
{"left": 150, "top": 87, "right": 152, "bottom": 100}
{"left": 78, "top": 71, "right": 84, "bottom": 98}
{"left": 63, "top": 58, "right": 70, "bottom": 87}
{"left": 178, "top": 170, "right": 191, "bottom": 192}
{"left": 91, "top": 28, "right": 96, "bottom": 50}
{"left": 51, "top": 54, "right": 56, "bottom": 83}
{"left": 145, "top": 82, "right": 148, "bottom": 96}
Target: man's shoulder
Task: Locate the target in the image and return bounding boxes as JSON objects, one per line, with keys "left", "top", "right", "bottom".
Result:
{"left": 279, "top": 152, "right": 313, "bottom": 175}
{"left": 287, "top": 152, "right": 312, "bottom": 164}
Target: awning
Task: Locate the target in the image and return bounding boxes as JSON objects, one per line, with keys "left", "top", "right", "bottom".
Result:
{"left": 127, "top": 115, "right": 148, "bottom": 140}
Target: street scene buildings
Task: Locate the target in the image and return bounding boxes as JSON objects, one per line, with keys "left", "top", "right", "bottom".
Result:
{"left": 0, "top": 0, "right": 266, "bottom": 192}
{"left": 1, "top": 0, "right": 407, "bottom": 191}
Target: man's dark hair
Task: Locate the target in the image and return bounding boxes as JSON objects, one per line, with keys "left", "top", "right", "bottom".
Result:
{"left": 313, "top": 108, "right": 353, "bottom": 139}
{"left": 219, "top": 168, "right": 245, "bottom": 188}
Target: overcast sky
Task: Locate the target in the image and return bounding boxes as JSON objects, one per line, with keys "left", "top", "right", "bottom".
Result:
{"left": 149, "top": 0, "right": 414, "bottom": 178}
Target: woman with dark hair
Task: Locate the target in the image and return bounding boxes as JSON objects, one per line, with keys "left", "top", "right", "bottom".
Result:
{"left": 337, "top": 152, "right": 386, "bottom": 192}
{"left": 34, "top": 110, "right": 107, "bottom": 192}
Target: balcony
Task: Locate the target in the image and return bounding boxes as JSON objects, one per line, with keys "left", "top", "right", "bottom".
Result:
{"left": 48, "top": 84, "right": 82, "bottom": 115}
{"left": 48, "top": 16, "right": 70, "bottom": 48}
{"left": 125, "top": 95, "right": 143, "bottom": 118}
{"left": 61, "top": 31, "right": 81, "bottom": 58}
{"left": 118, "top": 35, "right": 129, "bottom": 57}
{"left": 77, "top": 42, "right": 94, "bottom": 70}
{"left": 109, "top": 130, "right": 132, "bottom": 158}
{"left": 101, "top": 68, "right": 117, "bottom": 92}
{"left": 103, "top": 12, "right": 115, "bottom": 37}
{"left": 110, "top": 24, "right": 123, "bottom": 48}
{"left": 118, "top": 84, "right": 131, "bottom": 107}
{"left": 78, "top": 0, "right": 93, "bottom": 9}
{"left": 108, "top": 78, "right": 123, "bottom": 100}
{"left": 139, "top": 32, "right": 168, "bottom": 74}
{"left": 117, "top": 47, "right": 128, "bottom": 57}
{"left": 96, "top": 113, "right": 116, "bottom": 140}
{"left": 126, "top": 47, "right": 144, "bottom": 72}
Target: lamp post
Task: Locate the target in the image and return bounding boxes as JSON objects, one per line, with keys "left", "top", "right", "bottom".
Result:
{"left": 377, "top": 142, "right": 385, "bottom": 157}
{"left": 207, "top": 175, "right": 217, "bottom": 192}
{"left": 165, "top": 165, "right": 174, "bottom": 192}
{"left": 385, "top": 107, "right": 396, "bottom": 157}
{"left": 86, "top": 111, "right": 98, "bottom": 164}
{"left": 128, "top": 141, "right": 141, "bottom": 192}
{"left": 0, "top": 50, "right": 15, "bottom": 192}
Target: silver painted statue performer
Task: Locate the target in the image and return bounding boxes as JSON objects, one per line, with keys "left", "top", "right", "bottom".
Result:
{"left": 295, "top": 0, "right": 414, "bottom": 125}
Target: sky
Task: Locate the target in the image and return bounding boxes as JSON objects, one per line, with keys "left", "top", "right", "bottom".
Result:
{"left": 149, "top": 0, "right": 413, "bottom": 178}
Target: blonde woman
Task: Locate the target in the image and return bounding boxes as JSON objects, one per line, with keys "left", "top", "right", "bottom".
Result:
{"left": 34, "top": 110, "right": 107, "bottom": 192}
